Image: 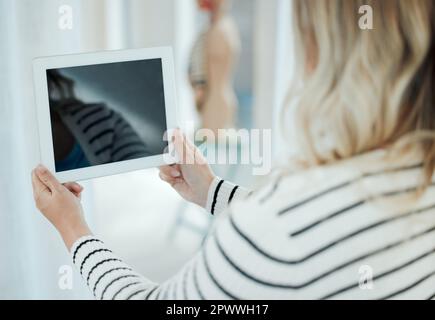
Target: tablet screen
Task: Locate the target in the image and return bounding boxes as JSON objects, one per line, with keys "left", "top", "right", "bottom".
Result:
{"left": 46, "top": 59, "right": 168, "bottom": 173}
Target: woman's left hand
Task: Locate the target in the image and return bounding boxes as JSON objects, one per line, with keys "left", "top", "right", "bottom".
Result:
{"left": 31, "top": 165, "right": 92, "bottom": 250}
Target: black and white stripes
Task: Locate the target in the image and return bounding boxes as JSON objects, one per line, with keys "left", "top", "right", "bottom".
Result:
{"left": 205, "top": 178, "right": 248, "bottom": 215}
{"left": 55, "top": 101, "right": 150, "bottom": 166}
{"left": 70, "top": 152, "right": 435, "bottom": 299}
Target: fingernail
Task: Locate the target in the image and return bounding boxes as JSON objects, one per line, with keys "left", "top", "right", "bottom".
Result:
{"left": 171, "top": 170, "right": 181, "bottom": 178}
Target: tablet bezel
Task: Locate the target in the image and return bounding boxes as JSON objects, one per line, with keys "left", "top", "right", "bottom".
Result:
{"left": 33, "top": 47, "right": 178, "bottom": 182}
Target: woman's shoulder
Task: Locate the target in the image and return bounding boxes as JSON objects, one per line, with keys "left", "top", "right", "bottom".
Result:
{"left": 60, "top": 100, "right": 110, "bottom": 114}
{"left": 220, "top": 150, "right": 422, "bottom": 264}
{"left": 233, "top": 149, "right": 423, "bottom": 215}
{"left": 245, "top": 161, "right": 355, "bottom": 207}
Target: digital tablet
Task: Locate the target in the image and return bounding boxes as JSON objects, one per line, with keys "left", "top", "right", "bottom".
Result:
{"left": 33, "top": 47, "right": 178, "bottom": 182}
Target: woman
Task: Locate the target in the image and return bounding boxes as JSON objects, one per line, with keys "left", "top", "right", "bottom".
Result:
{"left": 32, "top": 0, "right": 435, "bottom": 299}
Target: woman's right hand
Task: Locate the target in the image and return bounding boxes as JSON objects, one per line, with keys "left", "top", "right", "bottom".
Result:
{"left": 159, "top": 129, "right": 215, "bottom": 208}
{"left": 31, "top": 165, "right": 92, "bottom": 250}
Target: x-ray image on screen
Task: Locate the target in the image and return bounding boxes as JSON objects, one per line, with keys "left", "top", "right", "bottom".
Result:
{"left": 46, "top": 59, "right": 168, "bottom": 173}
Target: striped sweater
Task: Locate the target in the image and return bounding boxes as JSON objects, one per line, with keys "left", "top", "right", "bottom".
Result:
{"left": 70, "top": 150, "right": 435, "bottom": 300}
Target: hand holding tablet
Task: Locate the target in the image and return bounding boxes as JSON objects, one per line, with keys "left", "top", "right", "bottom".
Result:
{"left": 33, "top": 47, "right": 178, "bottom": 182}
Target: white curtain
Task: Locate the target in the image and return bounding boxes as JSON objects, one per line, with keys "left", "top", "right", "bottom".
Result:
{"left": 0, "top": 0, "right": 96, "bottom": 299}
{"left": 0, "top": 0, "right": 195, "bottom": 299}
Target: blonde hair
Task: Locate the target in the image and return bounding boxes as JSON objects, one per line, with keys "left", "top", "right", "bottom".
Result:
{"left": 287, "top": 0, "right": 435, "bottom": 184}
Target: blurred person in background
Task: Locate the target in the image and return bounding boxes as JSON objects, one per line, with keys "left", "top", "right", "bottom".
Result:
{"left": 48, "top": 70, "right": 149, "bottom": 172}
{"left": 32, "top": 0, "right": 435, "bottom": 299}
{"left": 189, "top": 0, "right": 241, "bottom": 136}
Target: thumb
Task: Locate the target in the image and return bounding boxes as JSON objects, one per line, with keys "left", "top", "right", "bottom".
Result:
{"left": 35, "top": 165, "right": 62, "bottom": 193}
{"left": 173, "top": 129, "right": 194, "bottom": 164}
